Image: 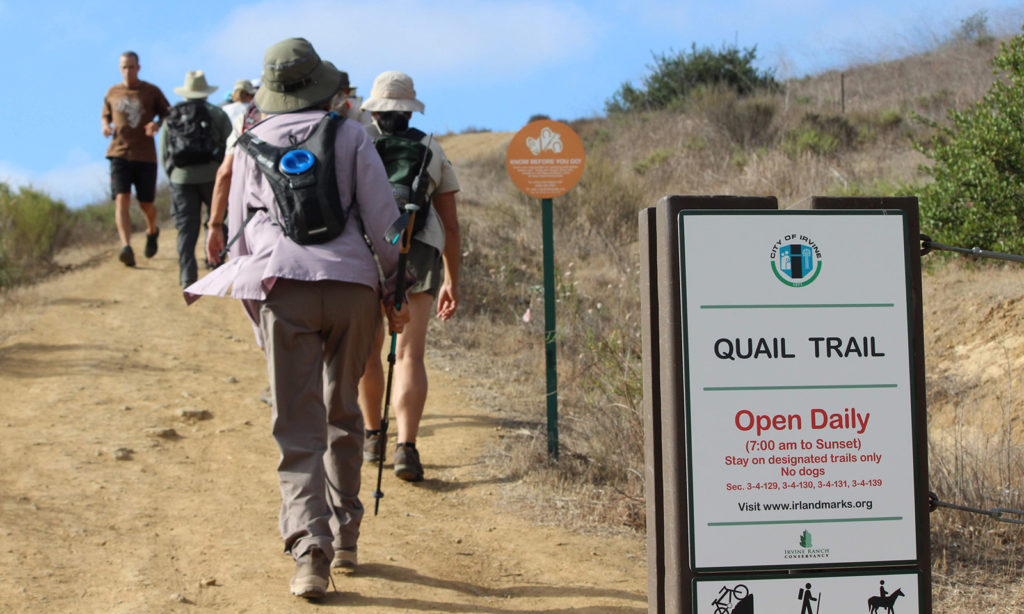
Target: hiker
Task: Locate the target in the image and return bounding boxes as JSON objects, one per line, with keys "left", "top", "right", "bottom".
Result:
{"left": 182, "top": 37, "right": 408, "bottom": 599}
{"left": 222, "top": 78, "right": 256, "bottom": 128}
{"left": 159, "top": 71, "right": 231, "bottom": 287}
{"left": 331, "top": 83, "right": 371, "bottom": 127}
{"left": 206, "top": 82, "right": 264, "bottom": 268}
{"left": 101, "top": 50, "right": 170, "bottom": 267}
{"left": 358, "top": 70, "right": 461, "bottom": 482}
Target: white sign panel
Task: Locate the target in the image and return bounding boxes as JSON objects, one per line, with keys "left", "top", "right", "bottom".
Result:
{"left": 694, "top": 572, "right": 920, "bottom": 614}
{"left": 680, "top": 211, "right": 919, "bottom": 570}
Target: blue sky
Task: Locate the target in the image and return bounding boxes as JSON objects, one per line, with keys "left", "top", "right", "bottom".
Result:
{"left": 1, "top": 0, "right": 1022, "bottom": 208}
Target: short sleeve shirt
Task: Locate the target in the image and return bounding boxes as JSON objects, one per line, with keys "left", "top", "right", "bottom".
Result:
{"left": 102, "top": 80, "right": 170, "bottom": 163}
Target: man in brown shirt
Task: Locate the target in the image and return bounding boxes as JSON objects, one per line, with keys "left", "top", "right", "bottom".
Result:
{"left": 101, "top": 51, "right": 170, "bottom": 267}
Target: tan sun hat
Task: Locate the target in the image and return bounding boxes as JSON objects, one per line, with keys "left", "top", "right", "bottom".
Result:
{"left": 232, "top": 79, "right": 256, "bottom": 95}
{"left": 174, "top": 70, "right": 218, "bottom": 99}
{"left": 254, "top": 37, "right": 345, "bottom": 114}
{"left": 361, "top": 71, "right": 425, "bottom": 113}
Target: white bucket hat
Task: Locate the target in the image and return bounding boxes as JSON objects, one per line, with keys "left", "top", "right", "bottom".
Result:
{"left": 174, "top": 70, "right": 218, "bottom": 99}
{"left": 361, "top": 71, "right": 425, "bottom": 113}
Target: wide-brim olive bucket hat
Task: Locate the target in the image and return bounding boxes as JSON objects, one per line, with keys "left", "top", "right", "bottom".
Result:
{"left": 361, "top": 71, "right": 425, "bottom": 113}
{"left": 174, "top": 70, "right": 218, "bottom": 99}
{"left": 254, "top": 37, "right": 345, "bottom": 114}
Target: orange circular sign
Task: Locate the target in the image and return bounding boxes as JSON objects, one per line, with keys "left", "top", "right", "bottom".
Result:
{"left": 506, "top": 120, "right": 586, "bottom": 198}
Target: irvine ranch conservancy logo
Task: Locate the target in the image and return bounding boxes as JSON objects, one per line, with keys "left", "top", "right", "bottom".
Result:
{"left": 770, "top": 234, "right": 822, "bottom": 287}
{"left": 784, "top": 529, "right": 832, "bottom": 560}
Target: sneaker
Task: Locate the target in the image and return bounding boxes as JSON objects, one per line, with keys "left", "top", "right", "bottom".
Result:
{"left": 331, "top": 546, "right": 357, "bottom": 570}
{"left": 118, "top": 245, "right": 136, "bottom": 267}
{"left": 144, "top": 228, "right": 159, "bottom": 258}
{"left": 394, "top": 443, "right": 423, "bottom": 482}
{"left": 290, "top": 547, "right": 329, "bottom": 599}
{"left": 363, "top": 429, "right": 385, "bottom": 464}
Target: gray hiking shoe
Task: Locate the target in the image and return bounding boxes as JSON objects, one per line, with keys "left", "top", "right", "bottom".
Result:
{"left": 331, "top": 546, "right": 357, "bottom": 570}
{"left": 363, "top": 430, "right": 385, "bottom": 464}
{"left": 394, "top": 443, "right": 423, "bottom": 482}
{"left": 290, "top": 547, "right": 329, "bottom": 599}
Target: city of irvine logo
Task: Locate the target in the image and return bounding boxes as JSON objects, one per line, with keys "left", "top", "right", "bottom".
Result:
{"left": 770, "top": 234, "right": 822, "bottom": 287}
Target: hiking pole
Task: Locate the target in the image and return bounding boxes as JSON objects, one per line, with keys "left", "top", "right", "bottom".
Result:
{"left": 373, "top": 203, "right": 419, "bottom": 515}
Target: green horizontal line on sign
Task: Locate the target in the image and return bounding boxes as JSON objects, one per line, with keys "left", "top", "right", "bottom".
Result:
{"left": 708, "top": 516, "right": 903, "bottom": 526}
{"left": 704, "top": 384, "right": 898, "bottom": 391}
{"left": 700, "top": 303, "right": 895, "bottom": 309}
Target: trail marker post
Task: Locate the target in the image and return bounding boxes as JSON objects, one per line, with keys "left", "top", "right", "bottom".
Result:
{"left": 506, "top": 119, "right": 586, "bottom": 458}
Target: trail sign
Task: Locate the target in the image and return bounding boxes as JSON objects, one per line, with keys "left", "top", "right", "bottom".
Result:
{"left": 639, "top": 196, "right": 932, "bottom": 614}
{"left": 506, "top": 120, "right": 586, "bottom": 457}
{"left": 506, "top": 120, "right": 585, "bottom": 198}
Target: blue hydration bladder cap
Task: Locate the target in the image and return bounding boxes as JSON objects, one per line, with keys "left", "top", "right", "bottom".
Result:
{"left": 279, "top": 149, "right": 315, "bottom": 175}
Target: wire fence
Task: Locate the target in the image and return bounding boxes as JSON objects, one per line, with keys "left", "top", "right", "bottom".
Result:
{"left": 922, "top": 233, "right": 1024, "bottom": 526}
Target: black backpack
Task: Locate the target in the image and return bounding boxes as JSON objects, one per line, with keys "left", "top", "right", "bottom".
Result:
{"left": 373, "top": 128, "right": 433, "bottom": 235}
{"left": 235, "top": 113, "right": 348, "bottom": 245}
{"left": 165, "top": 100, "right": 220, "bottom": 168}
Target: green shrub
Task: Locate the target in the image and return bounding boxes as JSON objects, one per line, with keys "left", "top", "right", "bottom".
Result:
{"left": 632, "top": 148, "right": 674, "bottom": 175}
{"left": 693, "top": 88, "right": 778, "bottom": 147}
{"left": 0, "top": 183, "right": 75, "bottom": 287}
{"left": 782, "top": 112, "right": 857, "bottom": 157}
{"left": 915, "top": 30, "right": 1024, "bottom": 252}
{"left": 605, "top": 43, "right": 778, "bottom": 114}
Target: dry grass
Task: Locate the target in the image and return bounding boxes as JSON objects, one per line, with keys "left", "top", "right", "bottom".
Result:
{"left": 430, "top": 25, "right": 1024, "bottom": 609}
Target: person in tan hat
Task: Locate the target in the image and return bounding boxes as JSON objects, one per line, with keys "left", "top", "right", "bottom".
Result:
{"left": 183, "top": 38, "right": 408, "bottom": 600}
{"left": 101, "top": 50, "right": 170, "bottom": 267}
{"left": 358, "top": 70, "right": 461, "bottom": 483}
{"left": 222, "top": 78, "right": 257, "bottom": 128}
{"left": 158, "top": 70, "right": 231, "bottom": 287}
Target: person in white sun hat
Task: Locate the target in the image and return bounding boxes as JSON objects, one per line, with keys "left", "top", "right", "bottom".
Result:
{"left": 358, "top": 70, "right": 461, "bottom": 484}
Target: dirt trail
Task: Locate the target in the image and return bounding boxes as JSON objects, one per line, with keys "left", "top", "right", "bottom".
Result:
{"left": 0, "top": 234, "right": 646, "bottom": 612}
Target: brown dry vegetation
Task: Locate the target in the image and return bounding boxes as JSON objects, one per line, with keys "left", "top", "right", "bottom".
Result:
{"left": 434, "top": 33, "right": 1024, "bottom": 611}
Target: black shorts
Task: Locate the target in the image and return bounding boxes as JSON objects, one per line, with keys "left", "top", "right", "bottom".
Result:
{"left": 109, "top": 158, "right": 158, "bottom": 202}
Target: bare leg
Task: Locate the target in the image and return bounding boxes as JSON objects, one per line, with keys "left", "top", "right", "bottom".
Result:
{"left": 114, "top": 193, "right": 133, "bottom": 246}
{"left": 393, "top": 293, "right": 433, "bottom": 443}
{"left": 357, "top": 322, "right": 386, "bottom": 430}
{"left": 139, "top": 201, "right": 158, "bottom": 234}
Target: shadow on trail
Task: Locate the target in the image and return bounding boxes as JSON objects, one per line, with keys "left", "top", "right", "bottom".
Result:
{"left": 413, "top": 473, "right": 518, "bottom": 493}
{"left": 0, "top": 342, "right": 167, "bottom": 378}
{"left": 416, "top": 413, "right": 503, "bottom": 439}
{"left": 315, "top": 563, "right": 645, "bottom": 612}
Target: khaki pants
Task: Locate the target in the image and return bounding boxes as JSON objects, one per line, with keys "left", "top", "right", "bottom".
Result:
{"left": 259, "top": 279, "right": 379, "bottom": 561}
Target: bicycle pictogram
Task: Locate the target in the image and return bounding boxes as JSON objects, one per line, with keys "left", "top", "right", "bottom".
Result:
{"left": 712, "top": 583, "right": 749, "bottom": 614}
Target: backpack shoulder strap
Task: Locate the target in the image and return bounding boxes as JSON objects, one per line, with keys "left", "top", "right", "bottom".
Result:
{"left": 399, "top": 127, "right": 426, "bottom": 142}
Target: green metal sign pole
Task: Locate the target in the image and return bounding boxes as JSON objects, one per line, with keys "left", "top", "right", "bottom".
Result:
{"left": 541, "top": 196, "right": 559, "bottom": 458}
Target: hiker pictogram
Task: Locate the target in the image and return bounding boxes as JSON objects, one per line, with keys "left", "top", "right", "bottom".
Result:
{"left": 711, "top": 583, "right": 752, "bottom": 614}
{"left": 797, "top": 582, "right": 820, "bottom": 614}
{"left": 867, "top": 581, "right": 904, "bottom": 614}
